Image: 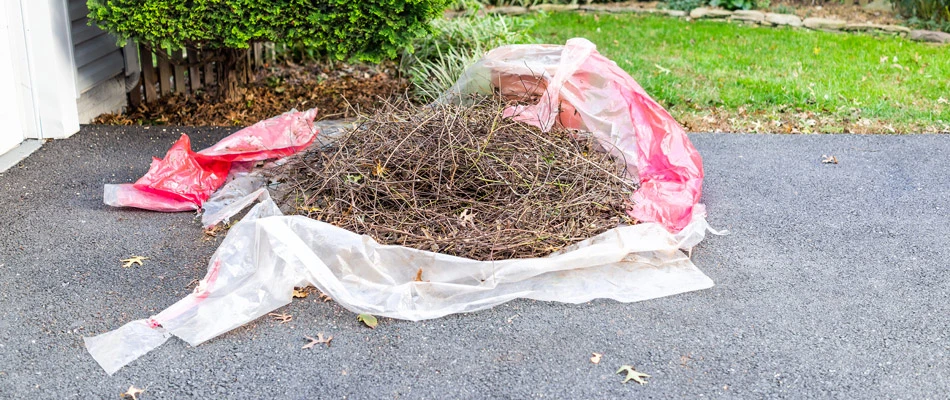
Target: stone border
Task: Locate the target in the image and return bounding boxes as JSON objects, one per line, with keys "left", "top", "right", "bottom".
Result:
{"left": 460, "top": 4, "right": 950, "bottom": 44}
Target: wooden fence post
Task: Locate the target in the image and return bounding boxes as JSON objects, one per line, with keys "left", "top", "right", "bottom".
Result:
{"left": 203, "top": 50, "right": 216, "bottom": 86}
{"left": 187, "top": 48, "right": 201, "bottom": 92}
{"left": 172, "top": 49, "right": 187, "bottom": 94}
{"left": 140, "top": 43, "right": 158, "bottom": 103}
{"left": 157, "top": 49, "right": 172, "bottom": 96}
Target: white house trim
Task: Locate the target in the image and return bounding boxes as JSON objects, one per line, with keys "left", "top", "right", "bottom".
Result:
{"left": 1, "top": 0, "right": 131, "bottom": 166}
{"left": 18, "top": 0, "right": 81, "bottom": 139}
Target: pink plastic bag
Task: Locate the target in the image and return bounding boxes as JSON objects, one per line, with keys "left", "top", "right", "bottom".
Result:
{"left": 441, "top": 38, "right": 704, "bottom": 232}
{"left": 104, "top": 108, "right": 318, "bottom": 211}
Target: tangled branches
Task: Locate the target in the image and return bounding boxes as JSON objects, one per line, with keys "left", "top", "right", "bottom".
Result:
{"left": 274, "top": 98, "right": 636, "bottom": 261}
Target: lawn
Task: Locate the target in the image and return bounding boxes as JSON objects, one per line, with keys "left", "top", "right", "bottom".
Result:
{"left": 530, "top": 12, "right": 950, "bottom": 133}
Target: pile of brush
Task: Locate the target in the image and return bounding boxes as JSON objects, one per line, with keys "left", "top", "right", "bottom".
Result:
{"left": 272, "top": 97, "right": 637, "bottom": 261}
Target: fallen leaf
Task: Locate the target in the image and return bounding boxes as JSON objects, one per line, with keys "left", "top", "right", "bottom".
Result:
{"left": 318, "top": 292, "right": 332, "bottom": 302}
{"left": 268, "top": 312, "right": 292, "bottom": 324}
{"left": 120, "top": 256, "right": 148, "bottom": 268}
{"left": 292, "top": 288, "right": 309, "bottom": 298}
{"left": 120, "top": 385, "right": 146, "bottom": 400}
{"left": 820, "top": 155, "right": 838, "bottom": 164}
{"left": 590, "top": 353, "right": 602, "bottom": 364}
{"left": 459, "top": 208, "right": 475, "bottom": 225}
{"left": 203, "top": 226, "right": 220, "bottom": 237}
{"left": 357, "top": 313, "right": 378, "bottom": 329}
{"left": 414, "top": 268, "right": 424, "bottom": 282}
{"left": 617, "top": 365, "right": 650, "bottom": 385}
{"left": 302, "top": 333, "right": 333, "bottom": 349}
{"left": 373, "top": 161, "right": 387, "bottom": 177}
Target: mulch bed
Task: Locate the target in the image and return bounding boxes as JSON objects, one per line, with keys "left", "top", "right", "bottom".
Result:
{"left": 94, "top": 61, "right": 409, "bottom": 126}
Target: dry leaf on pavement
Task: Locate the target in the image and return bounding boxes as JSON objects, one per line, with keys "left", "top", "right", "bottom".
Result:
{"left": 120, "top": 256, "right": 148, "bottom": 268}
{"left": 302, "top": 333, "right": 333, "bottom": 349}
{"left": 821, "top": 155, "right": 839, "bottom": 164}
{"left": 268, "top": 312, "right": 292, "bottom": 324}
{"left": 357, "top": 314, "right": 378, "bottom": 329}
{"left": 590, "top": 353, "right": 603, "bottom": 364}
{"left": 617, "top": 365, "right": 650, "bottom": 385}
{"left": 120, "top": 385, "right": 146, "bottom": 400}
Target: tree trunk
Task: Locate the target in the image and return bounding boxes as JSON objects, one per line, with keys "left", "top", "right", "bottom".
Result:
{"left": 215, "top": 48, "right": 249, "bottom": 102}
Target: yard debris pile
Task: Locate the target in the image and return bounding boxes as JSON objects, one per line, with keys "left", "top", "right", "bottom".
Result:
{"left": 271, "top": 98, "right": 635, "bottom": 260}
{"left": 87, "top": 38, "right": 717, "bottom": 377}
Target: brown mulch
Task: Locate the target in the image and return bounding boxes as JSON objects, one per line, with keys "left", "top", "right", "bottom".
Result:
{"left": 271, "top": 97, "right": 636, "bottom": 261}
{"left": 770, "top": 0, "right": 902, "bottom": 25}
{"left": 94, "top": 61, "right": 409, "bottom": 127}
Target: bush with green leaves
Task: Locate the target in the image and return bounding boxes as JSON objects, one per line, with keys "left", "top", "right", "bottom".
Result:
{"left": 666, "top": 0, "right": 706, "bottom": 11}
{"left": 708, "top": 0, "right": 755, "bottom": 11}
{"left": 88, "top": 0, "right": 450, "bottom": 99}
{"left": 402, "top": 15, "right": 537, "bottom": 101}
{"left": 893, "top": 0, "right": 950, "bottom": 32}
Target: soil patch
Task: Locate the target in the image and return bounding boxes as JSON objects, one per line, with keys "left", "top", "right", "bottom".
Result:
{"left": 772, "top": 0, "right": 902, "bottom": 25}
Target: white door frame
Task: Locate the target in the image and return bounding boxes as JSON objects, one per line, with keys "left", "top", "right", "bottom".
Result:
{"left": 2, "top": 0, "right": 80, "bottom": 147}
{"left": 0, "top": 2, "right": 26, "bottom": 154}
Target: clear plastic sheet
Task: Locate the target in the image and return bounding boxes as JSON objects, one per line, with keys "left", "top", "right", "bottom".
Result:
{"left": 87, "top": 38, "right": 717, "bottom": 374}
{"left": 87, "top": 197, "right": 713, "bottom": 373}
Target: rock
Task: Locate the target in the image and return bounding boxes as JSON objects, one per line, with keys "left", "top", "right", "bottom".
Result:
{"left": 531, "top": 4, "right": 579, "bottom": 12}
{"left": 843, "top": 23, "right": 910, "bottom": 34}
{"left": 764, "top": 13, "right": 803, "bottom": 27}
{"left": 803, "top": 17, "right": 847, "bottom": 31}
{"left": 689, "top": 7, "right": 733, "bottom": 19}
{"left": 731, "top": 10, "right": 765, "bottom": 23}
{"left": 879, "top": 25, "right": 912, "bottom": 33}
{"left": 908, "top": 29, "right": 950, "bottom": 43}
{"left": 667, "top": 10, "right": 687, "bottom": 17}
{"left": 862, "top": 0, "right": 893, "bottom": 12}
{"left": 487, "top": 6, "right": 528, "bottom": 15}
{"left": 581, "top": 5, "right": 670, "bottom": 15}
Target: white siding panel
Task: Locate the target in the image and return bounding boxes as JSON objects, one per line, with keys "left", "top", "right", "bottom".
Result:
{"left": 74, "top": 33, "right": 120, "bottom": 67}
{"left": 69, "top": 0, "right": 125, "bottom": 93}
{"left": 68, "top": 0, "right": 88, "bottom": 21}
{"left": 75, "top": 51, "right": 125, "bottom": 92}
{"left": 71, "top": 17, "right": 104, "bottom": 45}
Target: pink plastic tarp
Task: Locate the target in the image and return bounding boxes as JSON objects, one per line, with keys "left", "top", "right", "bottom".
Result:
{"left": 440, "top": 38, "right": 704, "bottom": 232}
{"left": 103, "top": 108, "right": 319, "bottom": 212}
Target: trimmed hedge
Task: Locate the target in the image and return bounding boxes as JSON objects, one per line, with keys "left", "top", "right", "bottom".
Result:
{"left": 88, "top": 0, "right": 451, "bottom": 62}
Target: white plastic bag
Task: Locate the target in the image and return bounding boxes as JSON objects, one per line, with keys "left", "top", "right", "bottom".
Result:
{"left": 87, "top": 195, "right": 713, "bottom": 372}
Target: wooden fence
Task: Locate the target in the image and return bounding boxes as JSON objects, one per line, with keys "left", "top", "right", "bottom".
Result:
{"left": 130, "top": 42, "right": 277, "bottom": 107}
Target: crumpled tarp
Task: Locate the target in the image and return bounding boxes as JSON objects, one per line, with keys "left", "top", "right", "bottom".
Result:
{"left": 437, "top": 38, "right": 703, "bottom": 232}
{"left": 86, "top": 38, "right": 717, "bottom": 375}
{"left": 103, "top": 108, "right": 318, "bottom": 212}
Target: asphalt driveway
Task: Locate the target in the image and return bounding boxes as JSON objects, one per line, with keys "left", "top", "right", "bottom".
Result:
{"left": 0, "top": 126, "right": 947, "bottom": 398}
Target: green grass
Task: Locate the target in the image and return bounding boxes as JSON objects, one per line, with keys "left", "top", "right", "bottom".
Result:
{"left": 530, "top": 13, "right": 950, "bottom": 133}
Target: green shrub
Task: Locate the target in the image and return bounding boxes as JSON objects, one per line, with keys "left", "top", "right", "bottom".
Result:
{"left": 893, "top": 0, "right": 950, "bottom": 32}
{"left": 403, "top": 15, "right": 536, "bottom": 101}
{"left": 666, "top": 0, "right": 706, "bottom": 11}
{"left": 88, "top": 0, "right": 450, "bottom": 99}
{"left": 709, "top": 0, "right": 755, "bottom": 11}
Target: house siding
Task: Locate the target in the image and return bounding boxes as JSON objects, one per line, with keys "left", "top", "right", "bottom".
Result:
{"left": 68, "top": 0, "right": 124, "bottom": 94}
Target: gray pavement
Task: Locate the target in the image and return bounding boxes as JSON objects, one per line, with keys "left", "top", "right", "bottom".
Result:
{"left": 0, "top": 126, "right": 948, "bottom": 399}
